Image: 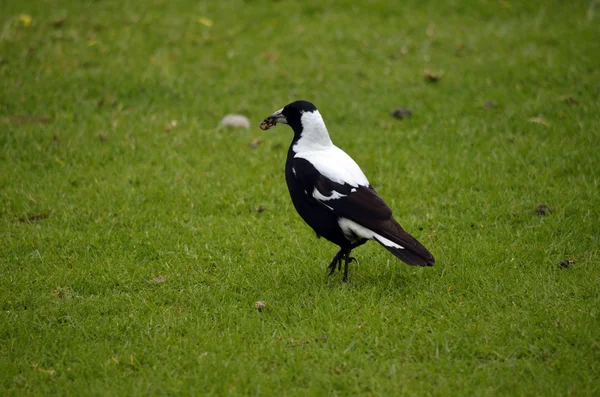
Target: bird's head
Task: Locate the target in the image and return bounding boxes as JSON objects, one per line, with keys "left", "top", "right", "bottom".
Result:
{"left": 260, "top": 100, "right": 318, "bottom": 134}
{"left": 260, "top": 100, "right": 332, "bottom": 149}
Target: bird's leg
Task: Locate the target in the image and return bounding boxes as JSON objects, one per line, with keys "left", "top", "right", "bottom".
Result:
{"left": 341, "top": 241, "right": 365, "bottom": 282}
{"left": 327, "top": 249, "right": 345, "bottom": 276}
{"left": 340, "top": 253, "right": 355, "bottom": 271}
{"left": 342, "top": 252, "right": 358, "bottom": 283}
{"left": 350, "top": 239, "right": 367, "bottom": 251}
{"left": 330, "top": 241, "right": 365, "bottom": 280}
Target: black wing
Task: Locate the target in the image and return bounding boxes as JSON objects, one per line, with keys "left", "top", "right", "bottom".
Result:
{"left": 292, "top": 158, "right": 435, "bottom": 266}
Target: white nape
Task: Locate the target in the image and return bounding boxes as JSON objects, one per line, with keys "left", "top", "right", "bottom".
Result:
{"left": 293, "top": 111, "right": 333, "bottom": 151}
{"left": 293, "top": 111, "right": 369, "bottom": 187}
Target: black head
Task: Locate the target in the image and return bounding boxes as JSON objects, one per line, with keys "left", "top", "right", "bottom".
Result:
{"left": 260, "top": 100, "right": 318, "bottom": 136}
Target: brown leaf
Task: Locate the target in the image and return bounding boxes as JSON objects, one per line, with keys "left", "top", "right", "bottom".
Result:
{"left": 152, "top": 276, "right": 166, "bottom": 284}
{"left": 53, "top": 287, "right": 71, "bottom": 299}
{"left": 98, "top": 133, "right": 108, "bottom": 141}
{"left": 284, "top": 336, "right": 309, "bottom": 347}
{"left": 249, "top": 137, "right": 264, "bottom": 149}
{"left": 18, "top": 210, "right": 54, "bottom": 222}
{"left": 256, "top": 205, "right": 265, "bottom": 213}
{"left": 426, "top": 23, "right": 436, "bottom": 37}
{"left": 254, "top": 301, "right": 268, "bottom": 312}
{"left": 332, "top": 363, "right": 348, "bottom": 374}
{"left": 51, "top": 17, "right": 67, "bottom": 28}
{"left": 97, "top": 96, "right": 117, "bottom": 108}
{"left": 1, "top": 115, "right": 51, "bottom": 124}
{"left": 424, "top": 70, "right": 442, "bottom": 82}
{"left": 561, "top": 96, "right": 578, "bottom": 105}
{"left": 164, "top": 120, "right": 177, "bottom": 132}
{"left": 33, "top": 363, "right": 56, "bottom": 376}
{"left": 260, "top": 51, "right": 279, "bottom": 64}
{"left": 528, "top": 117, "right": 549, "bottom": 126}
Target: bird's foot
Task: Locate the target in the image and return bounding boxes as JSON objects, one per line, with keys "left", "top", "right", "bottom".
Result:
{"left": 342, "top": 256, "right": 357, "bottom": 283}
{"left": 327, "top": 250, "right": 357, "bottom": 281}
{"left": 327, "top": 252, "right": 344, "bottom": 276}
{"left": 327, "top": 260, "right": 339, "bottom": 276}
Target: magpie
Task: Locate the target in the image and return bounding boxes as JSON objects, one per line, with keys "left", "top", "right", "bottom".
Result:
{"left": 260, "top": 100, "right": 435, "bottom": 282}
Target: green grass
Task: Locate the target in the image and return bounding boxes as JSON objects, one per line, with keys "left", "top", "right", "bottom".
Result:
{"left": 1, "top": 0, "right": 599, "bottom": 395}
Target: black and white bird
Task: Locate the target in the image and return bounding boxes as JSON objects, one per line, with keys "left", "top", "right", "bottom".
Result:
{"left": 260, "top": 100, "right": 435, "bottom": 282}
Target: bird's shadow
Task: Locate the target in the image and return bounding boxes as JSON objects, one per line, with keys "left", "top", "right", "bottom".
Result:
{"left": 322, "top": 261, "right": 416, "bottom": 291}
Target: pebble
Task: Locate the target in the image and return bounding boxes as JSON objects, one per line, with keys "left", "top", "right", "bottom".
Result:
{"left": 220, "top": 114, "right": 250, "bottom": 129}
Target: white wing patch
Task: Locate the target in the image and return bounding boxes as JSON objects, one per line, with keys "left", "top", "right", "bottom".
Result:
{"left": 313, "top": 189, "right": 347, "bottom": 201}
{"left": 338, "top": 218, "right": 404, "bottom": 249}
{"left": 295, "top": 146, "right": 369, "bottom": 187}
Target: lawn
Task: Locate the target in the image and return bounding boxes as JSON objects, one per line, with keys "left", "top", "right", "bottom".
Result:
{"left": 1, "top": 0, "right": 599, "bottom": 395}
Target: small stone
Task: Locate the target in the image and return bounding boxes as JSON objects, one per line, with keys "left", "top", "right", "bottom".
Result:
{"left": 424, "top": 70, "right": 442, "bottom": 82}
{"left": 484, "top": 100, "right": 497, "bottom": 109}
{"left": 254, "top": 301, "right": 268, "bottom": 312}
{"left": 558, "top": 259, "right": 572, "bottom": 269}
{"left": 164, "top": 120, "right": 177, "bottom": 132}
{"left": 152, "top": 276, "right": 166, "bottom": 284}
{"left": 391, "top": 108, "right": 412, "bottom": 119}
{"left": 535, "top": 204, "right": 552, "bottom": 216}
{"left": 220, "top": 114, "right": 250, "bottom": 129}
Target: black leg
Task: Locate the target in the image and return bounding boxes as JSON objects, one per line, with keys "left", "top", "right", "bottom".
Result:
{"left": 350, "top": 240, "right": 367, "bottom": 250}
{"left": 341, "top": 240, "right": 365, "bottom": 282}
{"left": 329, "top": 240, "right": 366, "bottom": 281}
{"left": 342, "top": 253, "right": 358, "bottom": 282}
{"left": 327, "top": 249, "right": 345, "bottom": 276}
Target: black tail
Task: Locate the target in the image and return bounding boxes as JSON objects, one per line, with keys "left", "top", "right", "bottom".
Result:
{"left": 371, "top": 218, "right": 435, "bottom": 267}
{"left": 375, "top": 239, "right": 435, "bottom": 267}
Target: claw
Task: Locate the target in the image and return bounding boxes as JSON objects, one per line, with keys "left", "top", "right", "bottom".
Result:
{"left": 342, "top": 253, "right": 357, "bottom": 282}
{"left": 327, "top": 250, "right": 344, "bottom": 276}
{"left": 328, "top": 265, "right": 336, "bottom": 276}
{"left": 327, "top": 260, "right": 337, "bottom": 276}
{"left": 327, "top": 249, "right": 359, "bottom": 281}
